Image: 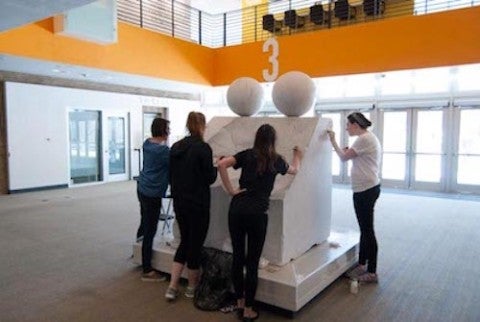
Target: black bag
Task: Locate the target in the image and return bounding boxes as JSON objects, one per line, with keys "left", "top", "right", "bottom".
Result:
{"left": 194, "top": 247, "right": 233, "bottom": 311}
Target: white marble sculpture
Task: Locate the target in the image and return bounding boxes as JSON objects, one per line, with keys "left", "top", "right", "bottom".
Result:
{"left": 226, "top": 77, "right": 265, "bottom": 116}
{"left": 272, "top": 71, "right": 317, "bottom": 117}
{"left": 203, "top": 116, "right": 332, "bottom": 265}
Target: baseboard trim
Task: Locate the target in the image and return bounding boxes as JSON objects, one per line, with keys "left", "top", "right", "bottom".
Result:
{"left": 9, "top": 184, "right": 68, "bottom": 194}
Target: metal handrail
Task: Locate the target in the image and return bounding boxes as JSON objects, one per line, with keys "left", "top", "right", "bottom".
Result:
{"left": 117, "top": 0, "right": 480, "bottom": 48}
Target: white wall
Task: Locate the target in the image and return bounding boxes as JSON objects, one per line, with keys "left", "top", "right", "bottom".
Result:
{"left": 5, "top": 82, "right": 199, "bottom": 191}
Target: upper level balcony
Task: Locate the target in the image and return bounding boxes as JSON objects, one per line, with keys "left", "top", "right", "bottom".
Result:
{"left": 118, "top": 0, "right": 480, "bottom": 48}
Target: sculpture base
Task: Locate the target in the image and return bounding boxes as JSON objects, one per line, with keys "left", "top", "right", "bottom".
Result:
{"left": 132, "top": 228, "right": 358, "bottom": 313}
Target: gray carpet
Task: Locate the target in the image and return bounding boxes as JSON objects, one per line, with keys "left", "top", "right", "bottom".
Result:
{"left": 0, "top": 181, "right": 479, "bottom": 322}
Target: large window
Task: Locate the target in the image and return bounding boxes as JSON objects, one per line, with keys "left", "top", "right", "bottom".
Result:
{"left": 382, "top": 111, "right": 407, "bottom": 182}
{"left": 456, "top": 108, "right": 480, "bottom": 187}
{"left": 414, "top": 110, "right": 443, "bottom": 183}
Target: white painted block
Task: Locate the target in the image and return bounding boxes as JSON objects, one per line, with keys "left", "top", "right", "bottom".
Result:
{"left": 203, "top": 117, "right": 333, "bottom": 265}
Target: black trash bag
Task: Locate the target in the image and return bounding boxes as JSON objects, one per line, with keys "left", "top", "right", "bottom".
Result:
{"left": 194, "top": 247, "right": 233, "bottom": 311}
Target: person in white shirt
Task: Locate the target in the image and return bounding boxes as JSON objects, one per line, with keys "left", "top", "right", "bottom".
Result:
{"left": 327, "top": 112, "right": 381, "bottom": 283}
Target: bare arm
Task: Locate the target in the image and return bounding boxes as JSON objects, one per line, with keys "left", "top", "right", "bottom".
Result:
{"left": 287, "top": 146, "right": 303, "bottom": 175}
{"left": 327, "top": 130, "right": 357, "bottom": 162}
{"left": 217, "top": 156, "right": 244, "bottom": 196}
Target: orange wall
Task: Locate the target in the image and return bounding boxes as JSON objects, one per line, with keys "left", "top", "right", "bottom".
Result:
{"left": 0, "top": 19, "right": 214, "bottom": 85}
{"left": 214, "top": 7, "right": 480, "bottom": 85}
{"left": 1, "top": 7, "right": 479, "bottom": 87}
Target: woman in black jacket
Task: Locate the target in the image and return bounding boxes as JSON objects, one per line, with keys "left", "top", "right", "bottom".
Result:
{"left": 217, "top": 124, "right": 302, "bottom": 321}
{"left": 165, "top": 112, "right": 217, "bottom": 301}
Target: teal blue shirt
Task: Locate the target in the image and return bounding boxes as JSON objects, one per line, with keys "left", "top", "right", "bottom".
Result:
{"left": 138, "top": 139, "right": 169, "bottom": 198}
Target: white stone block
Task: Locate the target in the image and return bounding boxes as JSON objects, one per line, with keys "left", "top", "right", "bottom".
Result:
{"left": 204, "top": 117, "right": 332, "bottom": 266}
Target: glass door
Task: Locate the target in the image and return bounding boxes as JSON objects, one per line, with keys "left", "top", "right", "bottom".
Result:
{"left": 69, "top": 110, "right": 102, "bottom": 184}
{"left": 411, "top": 110, "right": 444, "bottom": 191}
{"left": 453, "top": 108, "right": 480, "bottom": 193}
{"left": 104, "top": 112, "right": 129, "bottom": 182}
{"left": 380, "top": 110, "right": 409, "bottom": 188}
{"left": 320, "top": 112, "right": 343, "bottom": 182}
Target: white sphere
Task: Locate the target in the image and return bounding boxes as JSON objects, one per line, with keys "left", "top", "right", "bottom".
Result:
{"left": 226, "top": 77, "right": 264, "bottom": 116}
{"left": 272, "top": 71, "right": 317, "bottom": 117}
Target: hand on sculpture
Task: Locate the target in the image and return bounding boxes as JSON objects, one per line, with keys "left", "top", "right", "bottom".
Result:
{"left": 292, "top": 146, "right": 304, "bottom": 159}
{"left": 213, "top": 155, "right": 225, "bottom": 166}
{"left": 326, "top": 130, "right": 336, "bottom": 142}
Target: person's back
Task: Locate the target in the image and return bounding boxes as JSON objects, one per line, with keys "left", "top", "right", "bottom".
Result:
{"left": 170, "top": 135, "right": 216, "bottom": 207}
{"left": 138, "top": 139, "right": 169, "bottom": 198}
{"left": 165, "top": 111, "right": 217, "bottom": 302}
{"left": 136, "top": 117, "right": 170, "bottom": 282}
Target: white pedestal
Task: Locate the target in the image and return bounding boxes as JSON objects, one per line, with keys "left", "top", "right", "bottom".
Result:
{"left": 132, "top": 228, "right": 358, "bottom": 313}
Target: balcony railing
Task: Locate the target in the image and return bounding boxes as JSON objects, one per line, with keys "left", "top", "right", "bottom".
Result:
{"left": 117, "top": 0, "right": 480, "bottom": 48}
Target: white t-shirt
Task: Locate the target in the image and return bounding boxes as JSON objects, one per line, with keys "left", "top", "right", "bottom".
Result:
{"left": 350, "top": 131, "right": 381, "bottom": 193}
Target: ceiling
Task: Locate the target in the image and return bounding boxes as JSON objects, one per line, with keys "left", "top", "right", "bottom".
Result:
{"left": 0, "top": 0, "right": 97, "bottom": 32}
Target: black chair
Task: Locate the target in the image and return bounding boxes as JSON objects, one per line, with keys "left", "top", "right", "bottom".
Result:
{"left": 262, "top": 14, "right": 282, "bottom": 34}
{"left": 309, "top": 4, "right": 324, "bottom": 25}
{"left": 364, "top": 0, "right": 385, "bottom": 16}
{"left": 284, "top": 9, "right": 306, "bottom": 29}
{"left": 334, "top": 0, "right": 356, "bottom": 20}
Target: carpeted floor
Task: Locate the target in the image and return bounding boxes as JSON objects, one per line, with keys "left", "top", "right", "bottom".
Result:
{"left": 0, "top": 181, "right": 479, "bottom": 322}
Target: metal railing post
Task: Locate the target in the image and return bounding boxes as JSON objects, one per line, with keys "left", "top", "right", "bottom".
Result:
{"left": 198, "top": 11, "right": 202, "bottom": 45}
{"left": 171, "top": 0, "right": 175, "bottom": 37}
{"left": 223, "top": 13, "right": 227, "bottom": 47}
{"left": 140, "top": 0, "right": 143, "bottom": 28}
{"left": 254, "top": 6, "right": 257, "bottom": 42}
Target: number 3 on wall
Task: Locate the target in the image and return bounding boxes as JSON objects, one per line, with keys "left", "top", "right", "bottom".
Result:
{"left": 262, "top": 37, "right": 279, "bottom": 82}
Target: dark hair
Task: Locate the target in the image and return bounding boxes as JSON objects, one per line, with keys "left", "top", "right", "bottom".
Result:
{"left": 151, "top": 118, "right": 170, "bottom": 137}
{"left": 186, "top": 111, "right": 206, "bottom": 139}
{"left": 347, "top": 112, "right": 372, "bottom": 129}
{"left": 253, "top": 124, "right": 278, "bottom": 175}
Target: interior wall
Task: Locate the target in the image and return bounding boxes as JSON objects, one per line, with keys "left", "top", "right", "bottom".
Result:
{"left": 0, "top": 20, "right": 215, "bottom": 86}
{"left": 4, "top": 82, "right": 198, "bottom": 192}
{"left": 1, "top": 7, "right": 479, "bottom": 87}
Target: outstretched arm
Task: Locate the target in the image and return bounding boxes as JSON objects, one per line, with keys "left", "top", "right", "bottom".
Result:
{"left": 327, "top": 130, "right": 357, "bottom": 162}
{"left": 287, "top": 146, "right": 303, "bottom": 175}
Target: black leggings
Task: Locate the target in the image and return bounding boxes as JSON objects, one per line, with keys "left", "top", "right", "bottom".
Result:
{"left": 137, "top": 190, "right": 162, "bottom": 273}
{"left": 229, "top": 210, "right": 268, "bottom": 308}
{"left": 353, "top": 184, "right": 381, "bottom": 274}
{"left": 173, "top": 200, "right": 210, "bottom": 270}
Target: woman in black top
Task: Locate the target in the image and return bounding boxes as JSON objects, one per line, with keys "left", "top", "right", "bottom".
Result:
{"left": 218, "top": 124, "right": 302, "bottom": 322}
{"left": 165, "top": 112, "right": 217, "bottom": 301}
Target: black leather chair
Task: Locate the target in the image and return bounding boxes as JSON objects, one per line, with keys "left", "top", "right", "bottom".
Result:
{"left": 334, "top": 0, "right": 356, "bottom": 20}
{"left": 284, "top": 9, "right": 306, "bottom": 29}
{"left": 364, "top": 0, "right": 385, "bottom": 16}
{"left": 309, "top": 4, "right": 324, "bottom": 25}
{"left": 262, "top": 14, "right": 282, "bottom": 34}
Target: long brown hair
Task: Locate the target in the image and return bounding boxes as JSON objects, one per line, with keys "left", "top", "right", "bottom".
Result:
{"left": 186, "top": 111, "right": 206, "bottom": 139}
{"left": 253, "top": 124, "right": 278, "bottom": 175}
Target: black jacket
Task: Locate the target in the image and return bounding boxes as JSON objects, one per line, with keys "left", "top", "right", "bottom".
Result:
{"left": 169, "top": 135, "right": 217, "bottom": 208}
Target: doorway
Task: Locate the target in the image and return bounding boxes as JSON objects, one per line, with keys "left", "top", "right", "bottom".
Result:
{"left": 69, "top": 109, "right": 130, "bottom": 185}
